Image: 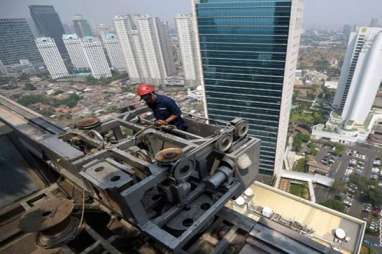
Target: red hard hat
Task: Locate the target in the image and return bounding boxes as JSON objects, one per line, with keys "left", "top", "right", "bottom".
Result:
{"left": 136, "top": 83, "right": 155, "bottom": 97}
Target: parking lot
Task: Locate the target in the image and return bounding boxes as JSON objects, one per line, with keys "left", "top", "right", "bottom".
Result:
{"left": 314, "top": 143, "right": 382, "bottom": 238}
{"left": 316, "top": 144, "right": 381, "bottom": 183}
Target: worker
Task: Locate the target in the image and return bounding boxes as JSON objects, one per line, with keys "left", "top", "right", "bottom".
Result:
{"left": 136, "top": 83, "right": 187, "bottom": 130}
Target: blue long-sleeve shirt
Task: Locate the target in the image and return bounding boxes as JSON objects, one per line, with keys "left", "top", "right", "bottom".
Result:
{"left": 149, "top": 94, "right": 187, "bottom": 130}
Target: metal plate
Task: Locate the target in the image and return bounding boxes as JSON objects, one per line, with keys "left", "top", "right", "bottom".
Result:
{"left": 166, "top": 195, "right": 213, "bottom": 233}
{"left": 80, "top": 160, "right": 133, "bottom": 190}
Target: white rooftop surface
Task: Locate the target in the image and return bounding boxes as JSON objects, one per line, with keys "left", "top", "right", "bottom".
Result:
{"left": 236, "top": 182, "right": 366, "bottom": 254}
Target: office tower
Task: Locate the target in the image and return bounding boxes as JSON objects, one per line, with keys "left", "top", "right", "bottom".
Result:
{"left": 73, "top": 15, "right": 93, "bottom": 37}
{"left": 29, "top": 5, "right": 68, "bottom": 59}
{"left": 0, "top": 18, "right": 42, "bottom": 66}
{"left": 333, "top": 27, "right": 382, "bottom": 124}
{"left": 35, "top": 37, "right": 68, "bottom": 79}
{"left": 193, "top": 0, "right": 304, "bottom": 175}
{"left": 114, "top": 15, "right": 175, "bottom": 84}
{"left": 102, "top": 33, "right": 126, "bottom": 72}
{"left": 81, "top": 37, "right": 111, "bottom": 79}
{"left": 63, "top": 34, "right": 89, "bottom": 70}
{"left": 175, "top": 14, "right": 200, "bottom": 85}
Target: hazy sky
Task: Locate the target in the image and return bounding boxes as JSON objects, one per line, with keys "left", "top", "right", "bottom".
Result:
{"left": 0, "top": 0, "right": 381, "bottom": 30}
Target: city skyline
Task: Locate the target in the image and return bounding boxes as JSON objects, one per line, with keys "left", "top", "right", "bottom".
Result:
{"left": 0, "top": 0, "right": 381, "bottom": 30}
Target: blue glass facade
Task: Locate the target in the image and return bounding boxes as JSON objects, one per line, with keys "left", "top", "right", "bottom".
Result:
{"left": 195, "top": 0, "right": 292, "bottom": 174}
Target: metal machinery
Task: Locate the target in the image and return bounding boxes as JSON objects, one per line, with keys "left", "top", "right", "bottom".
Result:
{"left": 0, "top": 95, "right": 261, "bottom": 253}
{"left": 0, "top": 96, "right": 347, "bottom": 254}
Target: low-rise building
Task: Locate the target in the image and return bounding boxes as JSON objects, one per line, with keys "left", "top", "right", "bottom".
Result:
{"left": 312, "top": 110, "right": 382, "bottom": 145}
{"left": 231, "top": 181, "right": 366, "bottom": 254}
{"left": 307, "top": 159, "right": 330, "bottom": 175}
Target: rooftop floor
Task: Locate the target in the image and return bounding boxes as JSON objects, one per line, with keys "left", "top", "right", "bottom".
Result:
{"left": 235, "top": 182, "right": 366, "bottom": 254}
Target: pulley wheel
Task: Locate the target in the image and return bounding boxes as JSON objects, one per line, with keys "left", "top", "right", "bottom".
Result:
{"left": 77, "top": 117, "right": 101, "bottom": 130}
{"left": 19, "top": 198, "right": 75, "bottom": 233}
{"left": 155, "top": 147, "right": 183, "bottom": 163}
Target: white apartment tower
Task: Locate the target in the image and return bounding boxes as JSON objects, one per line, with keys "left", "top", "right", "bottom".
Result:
{"left": 114, "top": 16, "right": 141, "bottom": 81}
{"left": 113, "top": 15, "right": 175, "bottom": 84}
{"left": 175, "top": 14, "right": 199, "bottom": 84}
{"left": 333, "top": 27, "right": 382, "bottom": 124}
{"left": 35, "top": 37, "right": 68, "bottom": 79}
{"left": 102, "top": 33, "right": 126, "bottom": 72}
{"left": 81, "top": 36, "right": 111, "bottom": 79}
{"left": 62, "top": 34, "right": 89, "bottom": 70}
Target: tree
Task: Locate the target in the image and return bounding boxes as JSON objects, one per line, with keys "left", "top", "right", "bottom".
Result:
{"left": 320, "top": 199, "right": 345, "bottom": 213}
{"left": 334, "top": 144, "right": 345, "bottom": 156}
{"left": 364, "top": 187, "right": 382, "bottom": 207}
{"left": 312, "top": 111, "right": 326, "bottom": 125}
{"left": 293, "top": 158, "right": 307, "bottom": 172}
{"left": 289, "top": 183, "right": 309, "bottom": 199}
{"left": 307, "top": 142, "right": 318, "bottom": 156}
{"left": 86, "top": 75, "right": 99, "bottom": 85}
{"left": 349, "top": 174, "right": 369, "bottom": 193}
{"left": 293, "top": 133, "right": 310, "bottom": 152}
{"left": 331, "top": 179, "right": 346, "bottom": 193}
{"left": 17, "top": 95, "right": 48, "bottom": 106}
{"left": 54, "top": 94, "right": 81, "bottom": 108}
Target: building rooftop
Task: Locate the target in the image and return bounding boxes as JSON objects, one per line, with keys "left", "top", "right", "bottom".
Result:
{"left": 237, "top": 182, "right": 366, "bottom": 254}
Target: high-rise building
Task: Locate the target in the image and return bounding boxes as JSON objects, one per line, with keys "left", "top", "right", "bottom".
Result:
{"left": 114, "top": 15, "right": 175, "bottom": 84}
{"left": 35, "top": 37, "right": 68, "bottom": 79}
{"left": 81, "top": 36, "right": 111, "bottom": 79}
{"left": 73, "top": 15, "right": 93, "bottom": 37}
{"left": 102, "top": 33, "right": 126, "bottom": 72}
{"left": 193, "top": 0, "right": 304, "bottom": 175}
{"left": 114, "top": 16, "right": 141, "bottom": 81}
{"left": 333, "top": 27, "right": 382, "bottom": 124}
{"left": 155, "top": 19, "right": 177, "bottom": 79}
{"left": 136, "top": 16, "right": 173, "bottom": 81}
{"left": 175, "top": 14, "right": 200, "bottom": 85}
{"left": 29, "top": 5, "right": 68, "bottom": 59}
{"left": 63, "top": 34, "right": 89, "bottom": 70}
{"left": 0, "top": 18, "right": 42, "bottom": 66}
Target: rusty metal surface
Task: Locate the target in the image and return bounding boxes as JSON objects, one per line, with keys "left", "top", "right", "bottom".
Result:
{"left": 154, "top": 147, "right": 183, "bottom": 163}
{"left": 19, "top": 198, "right": 74, "bottom": 233}
{"left": 76, "top": 117, "right": 101, "bottom": 130}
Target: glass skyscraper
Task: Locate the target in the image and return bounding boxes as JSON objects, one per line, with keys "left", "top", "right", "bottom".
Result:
{"left": 193, "top": 0, "right": 303, "bottom": 175}
{"left": 0, "top": 18, "right": 42, "bottom": 66}
{"left": 29, "top": 5, "right": 68, "bottom": 59}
